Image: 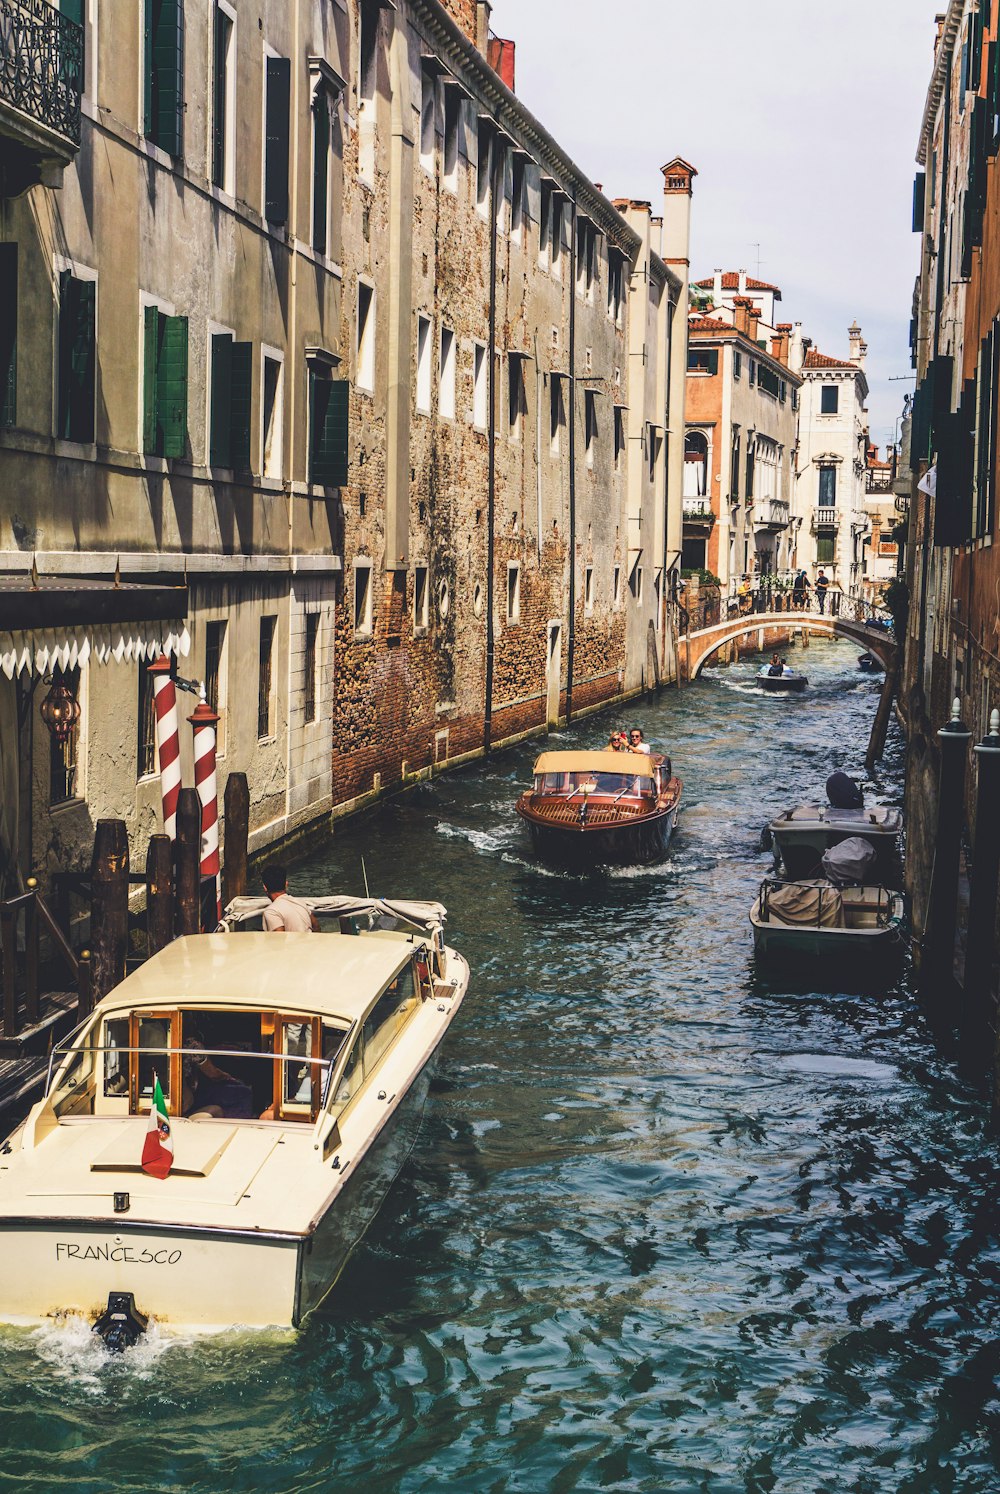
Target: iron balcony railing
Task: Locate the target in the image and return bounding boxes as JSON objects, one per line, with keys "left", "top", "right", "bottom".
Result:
{"left": 0, "top": 0, "right": 82, "bottom": 147}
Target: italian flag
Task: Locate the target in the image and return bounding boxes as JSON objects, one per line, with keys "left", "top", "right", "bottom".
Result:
{"left": 141, "top": 1074, "right": 173, "bottom": 1180}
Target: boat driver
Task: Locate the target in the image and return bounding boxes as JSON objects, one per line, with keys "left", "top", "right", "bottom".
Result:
{"left": 767, "top": 654, "right": 783, "bottom": 678}
{"left": 261, "top": 864, "right": 319, "bottom": 932}
{"left": 183, "top": 1039, "right": 255, "bottom": 1119}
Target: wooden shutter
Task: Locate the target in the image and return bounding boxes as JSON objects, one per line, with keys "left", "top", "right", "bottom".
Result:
{"left": 209, "top": 331, "right": 232, "bottom": 466}
{"left": 312, "top": 93, "right": 329, "bottom": 255}
{"left": 524, "top": 161, "right": 540, "bottom": 223}
{"left": 59, "top": 271, "right": 95, "bottom": 443}
{"left": 265, "top": 56, "right": 291, "bottom": 225}
{"left": 310, "top": 375, "right": 349, "bottom": 486}
{"left": 143, "top": 304, "right": 161, "bottom": 453}
{"left": 153, "top": 0, "right": 184, "bottom": 157}
{"left": 157, "top": 314, "right": 188, "bottom": 458}
{"left": 0, "top": 245, "right": 16, "bottom": 429}
{"left": 212, "top": 5, "right": 227, "bottom": 187}
{"left": 230, "top": 341, "right": 253, "bottom": 470}
{"left": 458, "top": 96, "right": 475, "bottom": 161}
{"left": 912, "top": 172, "right": 925, "bottom": 233}
{"left": 707, "top": 349, "right": 719, "bottom": 376}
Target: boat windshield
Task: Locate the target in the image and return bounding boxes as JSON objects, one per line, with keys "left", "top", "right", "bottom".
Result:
{"left": 535, "top": 771, "right": 647, "bottom": 796}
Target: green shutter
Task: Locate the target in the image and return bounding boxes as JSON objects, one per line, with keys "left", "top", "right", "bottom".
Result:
{"left": 143, "top": 0, "right": 154, "bottom": 136}
{"left": 230, "top": 341, "right": 253, "bottom": 469}
{"left": 143, "top": 304, "right": 161, "bottom": 453}
{"left": 153, "top": 0, "right": 184, "bottom": 156}
{"left": 0, "top": 245, "right": 16, "bottom": 429}
{"left": 209, "top": 332, "right": 232, "bottom": 466}
{"left": 264, "top": 56, "right": 291, "bottom": 225}
{"left": 707, "top": 349, "right": 718, "bottom": 376}
{"left": 212, "top": 6, "right": 227, "bottom": 187}
{"left": 59, "top": 272, "right": 95, "bottom": 443}
{"left": 157, "top": 314, "right": 188, "bottom": 458}
{"left": 312, "top": 94, "right": 329, "bottom": 254}
{"left": 311, "top": 375, "right": 348, "bottom": 486}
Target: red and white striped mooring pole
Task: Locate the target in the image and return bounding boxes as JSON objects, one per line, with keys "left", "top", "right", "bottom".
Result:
{"left": 188, "top": 688, "right": 221, "bottom": 924}
{"left": 148, "top": 656, "right": 181, "bottom": 839}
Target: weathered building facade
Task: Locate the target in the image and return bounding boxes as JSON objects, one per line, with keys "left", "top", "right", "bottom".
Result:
{"left": 0, "top": 0, "right": 692, "bottom": 890}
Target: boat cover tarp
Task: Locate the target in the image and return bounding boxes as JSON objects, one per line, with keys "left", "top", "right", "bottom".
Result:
{"left": 766, "top": 882, "right": 845, "bottom": 928}
{"left": 219, "top": 895, "right": 447, "bottom": 933}
{"left": 826, "top": 771, "right": 864, "bottom": 809}
{"left": 821, "top": 837, "right": 877, "bottom": 886}
{"left": 533, "top": 750, "right": 656, "bottom": 778}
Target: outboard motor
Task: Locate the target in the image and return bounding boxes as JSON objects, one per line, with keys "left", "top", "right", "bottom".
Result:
{"left": 826, "top": 771, "right": 864, "bottom": 810}
{"left": 92, "top": 1292, "right": 148, "bottom": 1354}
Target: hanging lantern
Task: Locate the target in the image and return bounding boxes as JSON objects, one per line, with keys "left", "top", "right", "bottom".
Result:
{"left": 39, "top": 679, "right": 81, "bottom": 745}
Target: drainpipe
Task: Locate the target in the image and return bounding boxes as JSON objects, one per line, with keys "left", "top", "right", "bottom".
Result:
{"left": 483, "top": 131, "right": 498, "bottom": 755}
{"left": 565, "top": 196, "right": 578, "bottom": 725}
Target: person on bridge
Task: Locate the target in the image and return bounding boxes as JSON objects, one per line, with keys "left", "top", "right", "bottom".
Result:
{"left": 815, "top": 569, "right": 830, "bottom": 614}
{"left": 793, "top": 570, "right": 809, "bottom": 610}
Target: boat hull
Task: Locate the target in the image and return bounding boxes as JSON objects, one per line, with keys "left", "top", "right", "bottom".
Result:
{"left": 757, "top": 675, "right": 808, "bottom": 693}
{"left": 518, "top": 798, "right": 680, "bottom": 866}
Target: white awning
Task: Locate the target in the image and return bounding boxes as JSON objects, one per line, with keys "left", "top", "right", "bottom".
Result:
{"left": 0, "top": 624, "right": 191, "bottom": 679}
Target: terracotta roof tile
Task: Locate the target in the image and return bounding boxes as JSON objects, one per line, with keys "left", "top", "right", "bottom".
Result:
{"left": 694, "top": 272, "right": 781, "bottom": 294}
{"left": 688, "top": 316, "right": 733, "bottom": 333}
{"left": 803, "top": 349, "right": 857, "bottom": 370}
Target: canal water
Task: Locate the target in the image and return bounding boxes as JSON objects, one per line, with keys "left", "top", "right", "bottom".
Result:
{"left": 2, "top": 638, "right": 999, "bottom": 1494}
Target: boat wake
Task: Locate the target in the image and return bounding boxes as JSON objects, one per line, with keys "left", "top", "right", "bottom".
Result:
{"left": 435, "top": 822, "right": 514, "bottom": 855}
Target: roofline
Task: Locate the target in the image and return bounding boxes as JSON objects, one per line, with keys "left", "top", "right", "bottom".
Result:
{"left": 412, "top": 0, "right": 641, "bottom": 259}
{"left": 917, "top": 0, "right": 964, "bottom": 167}
{"left": 687, "top": 324, "right": 803, "bottom": 384}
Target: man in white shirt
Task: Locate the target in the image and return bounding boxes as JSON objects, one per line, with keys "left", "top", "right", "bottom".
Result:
{"left": 628, "top": 728, "right": 652, "bottom": 755}
{"left": 261, "top": 864, "right": 319, "bottom": 932}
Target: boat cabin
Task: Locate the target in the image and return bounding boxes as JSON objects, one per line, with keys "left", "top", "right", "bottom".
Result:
{"left": 531, "top": 750, "right": 665, "bottom": 800}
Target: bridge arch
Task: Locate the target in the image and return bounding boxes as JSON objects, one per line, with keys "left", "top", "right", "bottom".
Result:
{"left": 679, "top": 612, "right": 896, "bottom": 681}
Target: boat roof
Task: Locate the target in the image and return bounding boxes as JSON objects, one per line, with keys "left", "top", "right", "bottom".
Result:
{"left": 93, "top": 933, "right": 417, "bottom": 1024}
{"left": 532, "top": 750, "right": 657, "bottom": 779}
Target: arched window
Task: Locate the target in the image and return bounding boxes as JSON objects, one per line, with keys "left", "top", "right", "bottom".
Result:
{"left": 683, "top": 430, "right": 709, "bottom": 498}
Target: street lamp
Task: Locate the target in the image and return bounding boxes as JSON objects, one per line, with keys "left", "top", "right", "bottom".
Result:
{"left": 38, "top": 677, "right": 81, "bottom": 744}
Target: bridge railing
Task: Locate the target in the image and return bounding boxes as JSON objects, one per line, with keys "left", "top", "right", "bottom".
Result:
{"left": 717, "top": 582, "right": 895, "bottom": 634}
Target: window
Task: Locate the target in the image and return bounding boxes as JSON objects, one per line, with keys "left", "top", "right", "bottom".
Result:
{"left": 419, "top": 64, "right": 437, "bottom": 173}
{"left": 416, "top": 316, "right": 431, "bottom": 413}
{"left": 511, "top": 153, "right": 525, "bottom": 240}
{"left": 550, "top": 374, "right": 566, "bottom": 455}
{"left": 476, "top": 120, "right": 491, "bottom": 216}
{"left": 539, "top": 180, "right": 552, "bottom": 268}
{"left": 362, "top": 966, "right": 419, "bottom": 1074}
{"left": 308, "top": 369, "right": 349, "bottom": 485}
{"left": 614, "top": 406, "right": 625, "bottom": 470}
{"left": 211, "top": 3, "right": 235, "bottom": 193}
{"left": 821, "top": 384, "right": 839, "bottom": 414}
{"left": 607, "top": 248, "right": 625, "bottom": 324}
{"left": 257, "top": 615, "right": 276, "bottom": 740}
{"left": 354, "top": 560, "right": 373, "bottom": 636}
{"left": 816, "top": 535, "right": 836, "bottom": 563}
{"left": 137, "top": 659, "right": 158, "bottom": 778}
{"left": 734, "top": 349, "right": 742, "bottom": 380}
{"left": 584, "top": 564, "right": 594, "bottom": 614}
{"left": 507, "top": 353, "right": 525, "bottom": 439}
{"left": 311, "top": 88, "right": 332, "bottom": 254}
{"left": 730, "top": 427, "right": 741, "bottom": 500}
{"left": 0, "top": 244, "right": 16, "bottom": 428}
{"left": 204, "top": 619, "right": 227, "bottom": 750}
{"left": 648, "top": 426, "right": 661, "bottom": 483}
{"left": 414, "top": 565, "right": 429, "bottom": 632}
{"left": 58, "top": 269, "right": 96, "bottom": 443}
{"left": 208, "top": 330, "right": 250, "bottom": 468}
{"left": 49, "top": 665, "right": 81, "bottom": 804}
{"left": 585, "top": 390, "right": 597, "bottom": 466}
{"left": 506, "top": 563, "right": 520, "bottom": 622}
{"left": 494, "top": 144, "right": 512, "bottom": 233}
{"left": 577, "top": 221, "right": 596, "bottom": 299}
{"left": 143, "top": 0, "right": 183, "bottom": 156}
{"left": 745, "top": 440, "right": 755, "bottom": 499}
{"left": 303, "top": 612, "right": 319, "bottom": 724}
{"left": 613, "top": 564, "right": 621, "bottom": 606}
{"left": 356, "top": 281, "right": 375, "bottom": 392}
{"left": 473, "top": 342, "right": 487, "bottom": 429}
{"left": 748, "top": 359, "right": 756, "bottom": 386}
{"left": 439, "top": 326, "right": 456, "bottom": 419}
{"left": 818, "top": 465, "right": 837, "bottom": 504}
{"left": 630, "top": 565, "right": 643, "bottom": 603}
{"left": 261, "top": 353, "right": 283, "bottom": 478}
{"left": 550, "top": 195, "right": 562, "bottom": 277}
{"left": 687, "top": 348, "right": 718, "bottom": 375}
{"left": 358, "top": 0, "right": 379, "bottom": 181}
{"left": 443, "top": 84, "right": 460, "bottom": 191}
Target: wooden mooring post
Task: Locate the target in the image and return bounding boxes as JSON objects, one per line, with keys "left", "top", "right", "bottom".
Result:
{"left": 89, "top": 820, "right": 129, "bottom": 1004}
{"left": 175, "top": 788, "right": 201, "bottom": 937}
{"left": 146, "top": 835, "right": 174, "bottom": 956}
{"left": 920, "top": 700, "right": 972, "bottom": 999}
{"left": 965, "top": 711, "right": 1000, "bottom": 1050}
{"left": 223, "top": 772, "right": 250, "bottom": 908}
{"left": 865, "top": 662, "right": 898, "bottom": 773}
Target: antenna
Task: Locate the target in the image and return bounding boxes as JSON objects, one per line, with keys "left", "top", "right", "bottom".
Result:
{"left": 751, "top": 242, "right": 763, "bottom": 277}
{"left": 361, "top": 856, "right": 370, "bottom": 898}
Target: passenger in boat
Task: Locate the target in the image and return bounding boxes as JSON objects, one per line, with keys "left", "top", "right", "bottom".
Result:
{"left": 767, "top": 654, "right": 783, "bottom": 677}
{"left": 184, "top": 1040, "right": 255, "bottom": 1120}
{"left": 628, "top": 728, "right": 651, "bottom": 754}
{"left": 261, "top": 864, "right": 319, "bottom": 932}
{"left": 608, "top": 729, "right": 625, "bottom": 752}
{"left": 781, "top": 659, "right": 795, "bottom": 676}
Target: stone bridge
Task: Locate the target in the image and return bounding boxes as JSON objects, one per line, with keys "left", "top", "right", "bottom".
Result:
{"left": 678, "top": 611, "right": 898, "bottom": 681}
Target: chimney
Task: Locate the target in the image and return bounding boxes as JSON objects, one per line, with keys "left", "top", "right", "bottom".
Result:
{"left": 732, "top": 300, "right": 751, "bottom": 336}
{"left": 476, "top": 1, "right": 492, "bottom": 52}
{"left": 789, "top": 321, "right": 805, "bottom": 374}
{"left": 848, "top": 320, "right": 866, "bottom": 369}
{"left": 738, "top": 268, "right": 748, "bottom": 295}
{"left": 713, "top": 268, "right": 723, "bottom": 305}
{"left": 488, "top": 33, "right": 516, "bottom": 90}
{"left": 661, "top": 158, "right": 697, "bottom": 268}
{"left": 772, "top": 322, "right": 791, "bottom": 366}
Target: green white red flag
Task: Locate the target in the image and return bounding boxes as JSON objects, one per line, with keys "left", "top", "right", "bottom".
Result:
{"left": 141, "top": 1074, "right": 173, "bottom": 1180}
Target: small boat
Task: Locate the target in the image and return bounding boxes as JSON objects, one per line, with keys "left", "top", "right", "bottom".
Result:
{"left": 749, "top": 878, "right": 905, "bottom": 959}
{"left": 515, "top": 749, "right": 682, "bottom": 866}
{"left": 858, "top": 652, "right": 883, "bottom": 673}
{"left": 767, "top": 804, "right": 903, "bottom": 879}
{"left": 756, "top": 667, "right": 808, "bottom": 693}
{"left": 0, "top": 895, "right": 468, "bottom": 1343}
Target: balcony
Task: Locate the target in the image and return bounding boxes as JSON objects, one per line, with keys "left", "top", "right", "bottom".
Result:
{"left": 0, "top": 0, "right": 82, "bottom": 197}
{"left": 753, "top": 498, "right": 790, "bottom": 530}
{"left": 682, "top": 496, "right": 715, "bottom": 531}
{"left": 812, "top": 504, "right": 841, "bottom": 531}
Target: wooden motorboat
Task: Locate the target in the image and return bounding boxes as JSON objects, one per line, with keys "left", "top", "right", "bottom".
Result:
{"left": 858, "top": 652, "right": 883, "bottom": 673}
{"left": 515, "top": 750, "right": 682, "bottom": 866}
{"left": 768, "top": 804, "right": 903, "bottom": 878}
{"left": 0, "top": 896, "right": 468, "bottom": 1342}
{"left": 756, "top": 667, "right": 808, "bottom": 693}
{"left": 750, "top": 878, "right": 905, "bottom": 959}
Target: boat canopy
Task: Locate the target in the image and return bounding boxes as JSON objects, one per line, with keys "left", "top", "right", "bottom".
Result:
{"left": 219, "top": 895, "right": 446, "bottom": 935}
{"left": 532, "top": 750, "right": 657, "bottom": 780}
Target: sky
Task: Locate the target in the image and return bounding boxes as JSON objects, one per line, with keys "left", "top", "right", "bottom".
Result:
{"left": 496, "top": 0, "right": 936, "bottom": 450}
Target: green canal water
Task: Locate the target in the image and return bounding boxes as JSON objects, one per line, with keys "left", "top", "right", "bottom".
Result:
{"left": 2, "top": 639, "right": 999, "bottom": 1493}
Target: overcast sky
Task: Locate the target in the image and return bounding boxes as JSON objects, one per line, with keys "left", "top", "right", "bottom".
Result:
{"left": 497, "top": 0, "right": 935, "bottom": 449}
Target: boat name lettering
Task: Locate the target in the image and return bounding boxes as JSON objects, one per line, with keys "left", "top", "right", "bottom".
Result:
{"left": 55, "top": 1243, "right": 182, "bottom": 1265}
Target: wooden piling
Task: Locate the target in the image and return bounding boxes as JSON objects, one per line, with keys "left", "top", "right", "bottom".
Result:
{"left": 921, "top": 703, "right": 972, "bottom": 996}
{"left": 965, "top": 713, "right": 1000, "bottom": 1044}
{"left": 865, "top": 663, "right": 898, "bottom": 773}
{"left": 146, "top": 835, "right": 174, "bottom": 956}
{"left": 175, "top": 789, "right": 202, "bottom": 936}
{"left": 222, "top": 772, "right": 250, "bottom": 908}
{"left": 89, "top": 819, "right": 129, "bottom": 1003}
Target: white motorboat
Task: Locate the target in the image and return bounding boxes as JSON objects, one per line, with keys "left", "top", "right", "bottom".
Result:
{"left": 0, "top": 896, "right": 468, "bottom": 1343}
{"left": 756, "top": 666, "right": 808, "bottom": 693}
{"left": 749, "top": 878, "right": 905, "bottom": 960}
{"left": 767, "top": 804, "right": 903, "bottom": 878}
